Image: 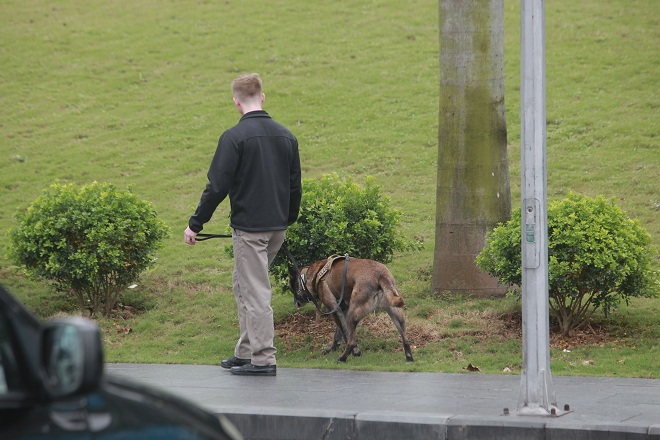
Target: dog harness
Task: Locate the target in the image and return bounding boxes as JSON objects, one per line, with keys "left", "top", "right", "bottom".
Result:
{"left": 312, "top": 254, "right": 347, "bottom": 293}
{"left": 307, "top": 254, "right": 350, "bottom": 315}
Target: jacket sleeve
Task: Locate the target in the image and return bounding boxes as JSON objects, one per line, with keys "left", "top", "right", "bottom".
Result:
{"left": 188, "top": 133, "right": 239, "bottom": 232}
{"left": 288, "top": 141, "right": 302, "bottom": 225}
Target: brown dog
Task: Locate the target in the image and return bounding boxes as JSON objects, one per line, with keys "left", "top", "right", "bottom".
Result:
{"left": 290, "top": 256, "right": 414, "bottom": 363}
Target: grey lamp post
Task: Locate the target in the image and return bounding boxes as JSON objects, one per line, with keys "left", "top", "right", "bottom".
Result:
{"left": 518, "top": 0, "right": 561, "bottom": 416}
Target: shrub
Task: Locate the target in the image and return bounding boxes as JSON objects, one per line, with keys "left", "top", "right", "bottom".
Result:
{"left": 8, "top": 182, "right": 170, "bottom": 316}
{"left": 476, "top": 193, "right": 657, "bottom": 335}
{"left": 267, "top": 173, "right": 421, "bottom": 289}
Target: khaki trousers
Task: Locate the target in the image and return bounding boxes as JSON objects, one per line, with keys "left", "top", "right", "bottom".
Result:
{"left": 231, "top": 228, "right": 285, "bottom": 366}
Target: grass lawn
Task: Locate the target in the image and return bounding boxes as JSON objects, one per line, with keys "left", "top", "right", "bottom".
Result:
{"left": 1, "top": 0, "right": 657, "bottom": 378}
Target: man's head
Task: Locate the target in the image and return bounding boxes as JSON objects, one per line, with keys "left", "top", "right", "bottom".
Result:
{"left": 232, "top": 73, "right": 264, "bottom": 114}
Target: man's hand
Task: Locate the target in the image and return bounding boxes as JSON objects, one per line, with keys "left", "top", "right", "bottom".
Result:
{"left": 184, "top": 226, "right": 197, "bottom": 245}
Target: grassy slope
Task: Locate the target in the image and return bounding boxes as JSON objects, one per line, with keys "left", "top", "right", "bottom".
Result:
{"left": 0, "top": 0, "right": 657, "bottom": 377}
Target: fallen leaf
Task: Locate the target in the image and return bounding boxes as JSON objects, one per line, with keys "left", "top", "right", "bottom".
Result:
{"left": 464, "top": 363, "right": 480, "bottom": 372}
{"left": 115, "top": 325, "right": 132, "bottom": 335}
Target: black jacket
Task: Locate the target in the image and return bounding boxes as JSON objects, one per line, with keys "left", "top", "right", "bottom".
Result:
{"left": 189, "top": 110, "right": 302, "bottom": 233}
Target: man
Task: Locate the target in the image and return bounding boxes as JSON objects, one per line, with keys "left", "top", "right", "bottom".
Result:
{"left": 184, "top": 73, "right": 302, "bottom": 376}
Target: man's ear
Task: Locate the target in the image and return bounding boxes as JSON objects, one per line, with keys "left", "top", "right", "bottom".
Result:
{"left": 233, "top": 97, "right": 242, "bottom": 112}
{"left": 261, "top": 93, "right": 265, "bottom": 103}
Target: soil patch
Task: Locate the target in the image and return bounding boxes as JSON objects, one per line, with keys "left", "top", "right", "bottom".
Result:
{"left": 276, "top": 310, "right": 612, "bottom": 351}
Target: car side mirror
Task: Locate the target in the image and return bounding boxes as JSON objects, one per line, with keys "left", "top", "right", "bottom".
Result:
{"left": 40, "top": 318, "right": 104, "bottom": 399}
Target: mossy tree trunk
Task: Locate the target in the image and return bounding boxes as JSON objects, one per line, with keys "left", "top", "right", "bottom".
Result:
{"left": 432, "top": 0, "right": 511, "bottom": 296}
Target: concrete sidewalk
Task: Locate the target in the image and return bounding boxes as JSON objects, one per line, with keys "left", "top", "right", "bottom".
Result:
{"left": 106, "top": 363, "right": 659, "bottom": 439}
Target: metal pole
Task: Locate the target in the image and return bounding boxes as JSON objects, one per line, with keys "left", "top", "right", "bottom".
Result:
{"left": 518, "top": 0, "right": 559, "bottom": 415}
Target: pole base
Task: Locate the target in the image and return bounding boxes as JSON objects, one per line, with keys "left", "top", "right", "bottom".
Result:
{"left": 509, "top": 403, "right": 572, "bottom": 417}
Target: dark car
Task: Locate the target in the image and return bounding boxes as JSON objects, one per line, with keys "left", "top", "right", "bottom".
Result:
{"left": 0, "top": 285, "right": 243, "bottom": 439}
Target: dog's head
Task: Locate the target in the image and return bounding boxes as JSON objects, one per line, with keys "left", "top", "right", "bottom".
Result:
{"left": 288, "top": 265, "right": 312, "bottom": 308}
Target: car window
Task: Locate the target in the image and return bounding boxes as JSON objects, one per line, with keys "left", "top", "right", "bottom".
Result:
{"left": 0, "top": 313, "right": 25, "bottom": 394}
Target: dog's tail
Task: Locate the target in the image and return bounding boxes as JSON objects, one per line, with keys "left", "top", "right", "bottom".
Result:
{"left": 382, "top": 278, "right": 405, "bottom": 308}
{"left": 389, "top": 291, "right": 405, "bottom": 308}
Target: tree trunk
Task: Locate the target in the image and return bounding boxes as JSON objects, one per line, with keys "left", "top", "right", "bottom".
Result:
{"left": 432, "top": 0, "right": 511, "bottom": 296}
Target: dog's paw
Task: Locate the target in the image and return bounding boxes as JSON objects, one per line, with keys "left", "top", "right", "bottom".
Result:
{"left": 352, "top": 348, "right": 361, "bottom": 357}
{"left": 336, "top": 357, "right": 347, "bottom": 363}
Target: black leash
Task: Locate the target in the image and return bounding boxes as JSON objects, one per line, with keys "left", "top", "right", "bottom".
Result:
{"left": 319, "top": 256, "right": 349, "bottom": 315}
{"left": 195, "top": 233, "right": 349, "bottom": 315}
{"left": 332, "top": 255, "right": 350, "bottom": 315}
{"left": 280, "top": 242, "right": 329, "bottom": 312}
{"left": 194, "top": 233, "right": 232, "bottom": 241}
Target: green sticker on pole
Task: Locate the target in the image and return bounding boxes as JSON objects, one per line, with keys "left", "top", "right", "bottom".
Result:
{"left": 525, "top": 223, "right": 535, "bottom": 243}
{"left": 523, "top": 198, "right": 541, "bottom": 269}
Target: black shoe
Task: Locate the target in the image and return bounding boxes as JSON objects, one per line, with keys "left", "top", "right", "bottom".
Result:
{"left": 220, "top": 356, "right": 250, "bottom": 369}
{"left": 230, "top": 363, "right": 277, "bottom": 376}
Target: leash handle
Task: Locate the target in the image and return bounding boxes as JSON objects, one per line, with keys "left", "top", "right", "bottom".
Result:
{"left": 194, "top": 233, "right": 233, "bottom": 241}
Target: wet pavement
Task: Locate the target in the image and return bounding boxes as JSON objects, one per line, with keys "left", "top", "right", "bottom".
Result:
{"left": 106, "top": 363, "right": 659, "bottom": 439}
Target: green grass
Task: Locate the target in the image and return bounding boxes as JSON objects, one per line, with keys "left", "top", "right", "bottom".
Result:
{"left": 1, "top": 0, "right": 657, "bottom": 378}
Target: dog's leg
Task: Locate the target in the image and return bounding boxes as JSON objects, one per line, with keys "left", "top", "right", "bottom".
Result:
{"left": 316, "top": 282, "right": 345, "bottom": 354}
{"left": 387, "top": 307, "right": 414, "bottom": 362}
{"left": 336, "top": 314, "right": 359, "bottom": 363}
{"left": 337, "top": 294, "right": 369, "bottom": 362}
{"left": 338, "top": 305, "right": 361, "bottom": 357}
{"left": 323, "top": 314, "right": 345, "bottom": 354}
{"left": 324, "top": 309, "right": 361, "bottom": 356}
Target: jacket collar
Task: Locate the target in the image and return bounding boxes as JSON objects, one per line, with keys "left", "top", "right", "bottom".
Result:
{"left": 240, "top": 110, "right": 270, "bottom": 121}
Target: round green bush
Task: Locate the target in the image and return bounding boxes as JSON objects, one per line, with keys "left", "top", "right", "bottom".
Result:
{"left": 8, "top": 181, "right": 170, "bottom": 316}
{"left": 267, "top": 173, "right": 420, "bottom": 290}
{"left": 476, "top": 192, "right": 657, "bottom": 335}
